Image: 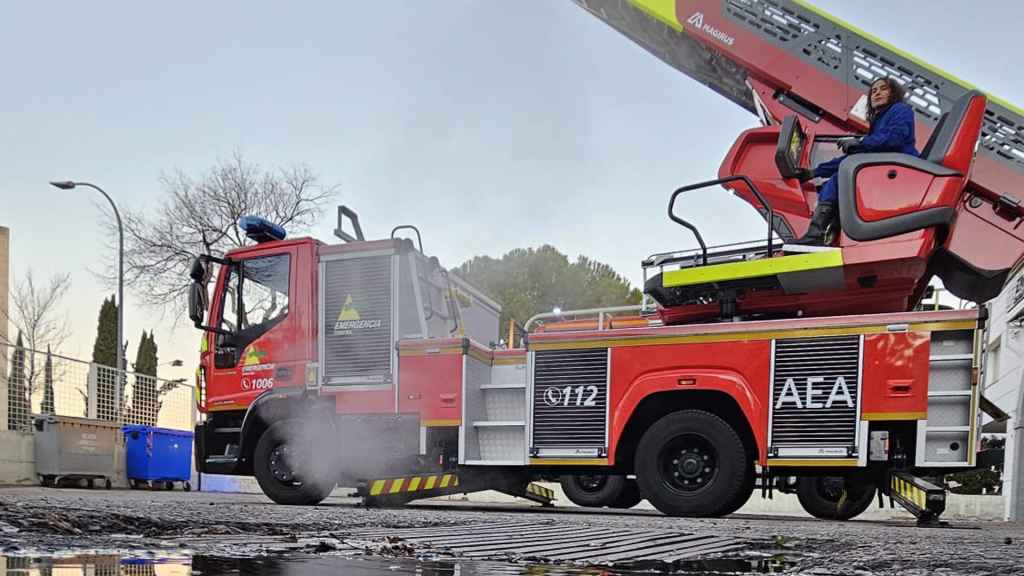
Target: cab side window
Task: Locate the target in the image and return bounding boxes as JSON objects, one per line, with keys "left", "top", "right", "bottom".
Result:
{"left": 214, "top": 254, "right": 290, "bottom": 368}
{"left": 240, "top": 255, "right": 291, "bottom": 332}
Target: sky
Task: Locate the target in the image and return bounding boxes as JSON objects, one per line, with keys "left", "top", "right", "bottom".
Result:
{"left": 2, "top": 0, "right": 1023, "bottom": 382}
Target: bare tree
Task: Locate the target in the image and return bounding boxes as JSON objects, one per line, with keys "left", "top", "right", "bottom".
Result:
{"left": 103, "top": 152, "right": 337, "bottom": 313}
{"left": 1, "top": 270, "right": 71, "bottom": 401}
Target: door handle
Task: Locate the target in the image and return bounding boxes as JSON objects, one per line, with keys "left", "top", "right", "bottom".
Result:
{"left": 275, "top": 367, "right": 293, "bottom": 380}
{"left": 440, "top": 394, "right": 457, "bottom": 405}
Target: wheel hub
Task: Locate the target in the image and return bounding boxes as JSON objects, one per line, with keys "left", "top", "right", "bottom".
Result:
{"left": 269, "top": 445, "right": 297, "bottom": 483}
{"left": 662, "top": 435, "right": 717, "bottom": 492}
{"left": 578, "top": 475, "right": 607, "bottom": 492}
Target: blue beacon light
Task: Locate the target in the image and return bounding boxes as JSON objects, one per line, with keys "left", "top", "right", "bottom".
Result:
{"left": 239, "top": 216, "right": 287, "bottom": 243}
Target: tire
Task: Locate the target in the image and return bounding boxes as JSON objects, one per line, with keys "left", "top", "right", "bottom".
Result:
{"left": 253, "top": 420, "right": 336, "bottom": 506}
{"left": 184, "top": 482, "right": 192, "bottom": 492}
{"left": 635, "top": 410, "right": 750, "bottom": 517}
{"left": 796, "top": 476, "right": 876, "bottom": 521}
{"left": 560, "top": 475, "right": 628, "bottom": 508}
{"left": 104, "top": 479, "right": 112, "bottom": 490}
{"left": 609, "top": 478, "right": 643, "bottom": 509}
{"left": 716, "top": 459, "right": 756, "bottom": 516}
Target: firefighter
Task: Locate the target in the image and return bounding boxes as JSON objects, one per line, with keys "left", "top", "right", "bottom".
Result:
{"left": 792, "top": 77, "right": 919, "bottom": 245}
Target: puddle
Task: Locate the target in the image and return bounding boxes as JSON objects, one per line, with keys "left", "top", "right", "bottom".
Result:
{"left": 0, "top": 554, "right": 790, "bottom": 575}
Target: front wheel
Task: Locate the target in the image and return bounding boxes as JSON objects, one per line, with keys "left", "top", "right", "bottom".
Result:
{"left": 253, "top": 420, "right": 336, "bottom": 506}
{"left": 635, "top": 410, "right": 751, "bottom": 517}
{"left": 796, "top": 476, "right": 876, "bottom": 521}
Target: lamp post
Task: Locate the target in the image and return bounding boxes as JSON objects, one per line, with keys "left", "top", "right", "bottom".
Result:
{"left": 50, "top": 181, "right": 125, "bottom": 402}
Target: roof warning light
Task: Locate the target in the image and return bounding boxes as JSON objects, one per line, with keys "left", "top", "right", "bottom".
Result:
{"left": 239, "top": 216, "right": 287, "bottom": 243}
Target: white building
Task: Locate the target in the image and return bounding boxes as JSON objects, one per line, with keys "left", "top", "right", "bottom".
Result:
{"left": 983, "top": 263, "right": 1024, "bottom": 521}
{"left": 0, "top": 226, "right": 8, "bottom": 430}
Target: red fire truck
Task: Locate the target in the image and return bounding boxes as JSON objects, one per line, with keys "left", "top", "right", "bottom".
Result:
{"left": 190, "top": 0, "right": 1023, "bottom": 522}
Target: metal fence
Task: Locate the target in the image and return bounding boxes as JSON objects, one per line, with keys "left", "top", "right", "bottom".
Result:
{"left": 1, "top": 342, "right": 195, "bottom": 433}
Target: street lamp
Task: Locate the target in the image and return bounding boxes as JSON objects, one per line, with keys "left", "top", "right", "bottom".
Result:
{"left": 50, "top": 180, "right": 125, "bottom": 391}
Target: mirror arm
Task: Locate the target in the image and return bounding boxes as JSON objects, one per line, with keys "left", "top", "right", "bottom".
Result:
{"left": 194, "top": 321, "right": 234, "bottom": 337}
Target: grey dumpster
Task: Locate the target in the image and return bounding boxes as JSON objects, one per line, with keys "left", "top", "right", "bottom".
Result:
{"left": 34, "top": 414, "right": 121, "bottom": 488}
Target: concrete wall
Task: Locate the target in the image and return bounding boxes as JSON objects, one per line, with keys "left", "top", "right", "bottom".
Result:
{"left": 0, "top": 430, "right": 34, "bottom": 485}
{"left": 983, "top": 265, "right": 1024, "bottom": 520}
{"left": 1, "top": 226, "right": 9, "bottom": 432}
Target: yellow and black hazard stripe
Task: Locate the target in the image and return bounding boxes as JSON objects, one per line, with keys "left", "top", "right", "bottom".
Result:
{"left": 891, "top": 476, "right": 927, "bottom": 510}
{"left": 888, "top": 472, "right": 946, "bottom": 522}
{"left": 524, "top": 483, "right": 555, "bottom": 501}
{"left": 367, "top": 473, "right": 460, "bottom": 497}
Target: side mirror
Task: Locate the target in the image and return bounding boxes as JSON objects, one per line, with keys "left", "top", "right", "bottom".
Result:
{"left": 190, "top": 257, "right": 206, "bottom": 282}
{"left": 188, "top": 281, "right": 208, "bottom": 327}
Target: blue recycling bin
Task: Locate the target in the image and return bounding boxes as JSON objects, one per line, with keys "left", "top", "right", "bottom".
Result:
{"left": 123, "top": 425, "right": 194, "bottom": 490}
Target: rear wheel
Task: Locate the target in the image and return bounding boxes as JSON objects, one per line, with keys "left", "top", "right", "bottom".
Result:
{"left": 635, "top": 410, "right": 750, "bottom": 517}
{"left": 559, "top": 475, "right": 642, "bottom": 509}
{"left": 254, "top": 420, "right": 336, "bottom": 506}
{"left": 560, "top": 475, "right": 628, "bottom": 508}
{"left": 609, "top": 478, "right": 643, "bottom": 509}
{"left": 796, "top": 476, "right": 876, "bottom": 521}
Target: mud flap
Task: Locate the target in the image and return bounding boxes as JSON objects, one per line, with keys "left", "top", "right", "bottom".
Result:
{"left": 888, "top": 471, "right": 946, "bottom": 525}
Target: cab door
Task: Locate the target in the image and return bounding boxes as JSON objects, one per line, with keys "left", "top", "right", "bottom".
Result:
{"left": 205, "top": 247, "right": 306, "bottom": 411}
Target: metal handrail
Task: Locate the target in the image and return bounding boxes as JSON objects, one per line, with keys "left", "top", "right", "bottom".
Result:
{"left": 524, "top": 304, "right": 645, "bottom": 332}
{"left": 667, "top": 175, "right": 776, "bottom": 265}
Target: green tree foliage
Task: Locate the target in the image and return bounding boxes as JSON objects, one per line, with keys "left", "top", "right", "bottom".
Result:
{"left": 91, "top": 296, "right": 121, "bottom": 421}
{"left": 41, "top": 345, "right": 54, "bottom": 414}
{"left": 455, "top": 245, "right": 642, "bottom": 340}
{"left": 128, "top": 331, "right": 160, "bottom": 426}
{"left": 91, "top": 296, "right": 118, "bottom": 368}
{"left": 7, "top": 332, "right": 29, "bottom": 430}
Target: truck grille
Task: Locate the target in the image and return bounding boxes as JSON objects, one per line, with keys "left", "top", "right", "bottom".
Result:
{"left": 321, "top": 255, "right": 393, "bottom": 385}
{"left": 770, "top": 336, "right": 861, "bottom": 452}
{"left": 531, "top": 348, "right": 608, "bottom": 453}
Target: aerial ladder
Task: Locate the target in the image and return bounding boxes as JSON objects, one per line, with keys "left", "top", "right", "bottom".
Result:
{"left": 572, "top": 0, "right": 1024, "bottom": 324}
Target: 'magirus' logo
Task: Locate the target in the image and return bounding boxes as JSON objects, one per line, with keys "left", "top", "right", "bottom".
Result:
{"left": 333, "top": 294, "right": 382, "bottom": 335}
{"left": 687, "top": 12, "right": 735, "bottom": 46}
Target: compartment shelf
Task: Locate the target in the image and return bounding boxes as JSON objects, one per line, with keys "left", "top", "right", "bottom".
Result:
{"left": 479, "top": 383, "right": 527, "bottom": 390}
{"left": 464, "top": 459, "right": 526, "bottom": 466}
{"left": 472, "top": 420, "right": 526, "bottom": 427}
{"left": 929, "top": 354, "right": 973, "bottom": 361}
{"left": 928, "top": 390, "right": 972, "bottom": 397}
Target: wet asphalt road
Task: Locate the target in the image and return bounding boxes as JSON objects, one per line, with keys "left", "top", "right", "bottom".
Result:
{"left": 1, "top": 487, "right": 1023, "bottom": 575}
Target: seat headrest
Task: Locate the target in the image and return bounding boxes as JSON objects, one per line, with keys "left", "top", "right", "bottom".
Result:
{"left": 921, "top": 90, "right": 986, "bottom": 166}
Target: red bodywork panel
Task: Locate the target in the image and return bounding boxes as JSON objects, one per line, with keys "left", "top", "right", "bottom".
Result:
{"left": 607, "top": 341, "right": 770, "bottom": 463}
{"left": 530, "top": 308, "right": 978, "bottom": 466}
{"left": 860, "top": 332, "right": 930, "bottom": 418}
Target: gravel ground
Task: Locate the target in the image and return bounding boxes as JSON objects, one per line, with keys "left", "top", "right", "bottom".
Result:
{"left": 1, "top": 487, "right": 1023, "bottom": 575}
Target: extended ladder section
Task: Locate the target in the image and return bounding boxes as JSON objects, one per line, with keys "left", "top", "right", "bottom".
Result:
{"left": 573, "top": 0, "right": 1024, "bottom": 303}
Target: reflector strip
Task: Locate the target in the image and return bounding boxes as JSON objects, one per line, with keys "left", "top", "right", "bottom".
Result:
{"left": 662, "top": 249, "right": 843, "bottom": 288}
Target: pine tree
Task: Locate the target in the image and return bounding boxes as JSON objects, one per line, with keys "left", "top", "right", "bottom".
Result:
{"left": 92, "top": 296, "right": 118, "bottom": 367}
{"left": 129, "top": 331, "right": 160, "bottom": 425}
{"left": 7, "top": 332, "right": 30, "bottom": 430}
{"left": 91, "top": 296, "right": 120, "bottom": 421}
{"left": 41, "top": 345, "right": 54, "bottom": 414}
